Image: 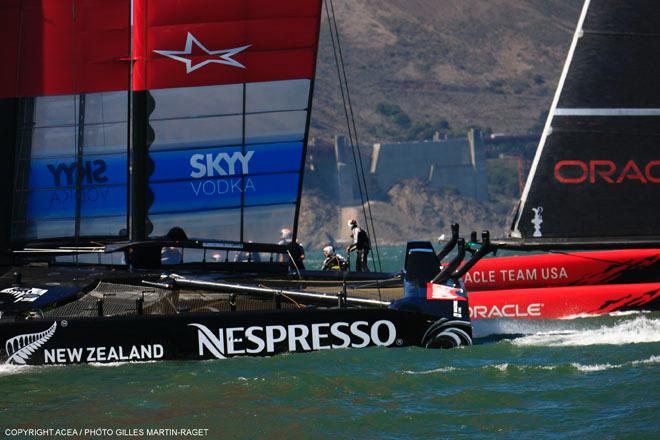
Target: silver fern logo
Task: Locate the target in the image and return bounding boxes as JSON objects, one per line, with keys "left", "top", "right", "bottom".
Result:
{"left": 5, "top": 322, "right": 57, "bottom": 365}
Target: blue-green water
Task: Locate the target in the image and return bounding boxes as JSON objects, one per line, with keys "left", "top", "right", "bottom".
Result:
{"left": 303, "top": 244, "right": 523, "bottom": 273}
{"left": 1, "top": 313, "right": 658, "bottom": 439}
{"left": 304, "top": 245, "right": 411, "bottom": 273}
{"left": 1, "top": 246, "right": 658, "bottom": 438}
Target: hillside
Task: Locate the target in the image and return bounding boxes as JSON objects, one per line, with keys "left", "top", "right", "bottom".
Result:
{"left": 310, "top": 0, "right": 581, "bottom": 140}
{"left": 299, "top": 0, "right": 583, "bottom": 249}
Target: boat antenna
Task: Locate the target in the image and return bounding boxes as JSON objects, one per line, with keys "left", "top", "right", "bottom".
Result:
{"left": 324, "top": 0, "right": 382, "bottom": 272}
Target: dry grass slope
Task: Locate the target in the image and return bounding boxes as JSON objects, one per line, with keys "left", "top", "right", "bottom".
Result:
{"left": 311, "top": 0, "right": 581, "bottom": 141}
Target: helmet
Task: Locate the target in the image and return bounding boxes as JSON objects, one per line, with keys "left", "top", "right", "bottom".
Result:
{"left": 347, "top": 219, "right": 358, "bottom": 228}
{"left": 280, "top": 228, "right": 292, "bottom": 240}
{"left": 323, "top": 245, "right": 335, "bottom": 257}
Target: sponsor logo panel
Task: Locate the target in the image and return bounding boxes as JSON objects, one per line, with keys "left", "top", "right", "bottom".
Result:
{"left": 3, "top": 319, "right": 399, "bottom": 365}
{"left": 553, "top": 159, "right": 660, "bottom": 184}
{"left": 148, "top": 143, "right": 303, "bottom": 214}
{"left": 465, "top": 266, "right": 569, "bottom": 287}
{"left": 3, "top": 321, "right": 164, "bottom": 365}
{"left": 469, "top": 303, "right": 544, "bottom": 319}
{"left": 25, "top": 155, "right": 127, "bottom": 221}
{"left": 189, "top": 320, "right": 398, "bottom": 359}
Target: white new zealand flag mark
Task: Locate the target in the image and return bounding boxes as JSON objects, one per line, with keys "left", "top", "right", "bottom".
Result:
{"left": 5, "top": 322, "right": 57, "bottom": 365}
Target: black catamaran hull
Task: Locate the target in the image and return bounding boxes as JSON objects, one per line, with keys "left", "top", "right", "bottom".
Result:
{"left": 0, "top": 307, "right": 471, "bottom": 366}
{"left": 0, "top": 237, "right": 477, "bottom": 366}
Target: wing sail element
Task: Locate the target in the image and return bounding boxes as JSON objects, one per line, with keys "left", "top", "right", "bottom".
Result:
{"left": 2, "top": 0, "right": 131, "bottom": 243}
{"left": 509, "top": 0, "right": 660, "bottom": 249}
{"left": 2, "top": 0, "right": 323, "bottom": 250}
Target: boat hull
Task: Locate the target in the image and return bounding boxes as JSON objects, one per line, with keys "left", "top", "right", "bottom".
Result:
{"left": 464, "top": 249, "right": 660, "bottom": 291}
{"left": 469, "top": 282, "right": 660, "bottom": 320}
{"left": 0, "top": 307, "right": 470, "bottom": 366}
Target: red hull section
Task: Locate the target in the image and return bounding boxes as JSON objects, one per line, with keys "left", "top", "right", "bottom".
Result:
{"left": 469, "top": 283, "right": 660, "bottom": 320}
{"left": 464, "top": 249, "right": 660, "bottom": 291}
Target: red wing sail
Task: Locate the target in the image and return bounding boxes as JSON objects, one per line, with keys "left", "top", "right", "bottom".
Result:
{"left": 135, "top": 0, "right": 322, "bottom": 244}
{"left": 3, "top": 0, "right": 131, "bottom": 242}
{"left": 0, "top": 0, "right": 130, "bottom": 98}
{"left": 133, "top": 0, "right": 321, "bottom": 90}
{"left": 3, "top": 0, "right": 323, "bottom": 246}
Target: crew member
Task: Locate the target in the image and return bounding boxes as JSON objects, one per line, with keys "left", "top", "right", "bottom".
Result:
{"left": 346, "top": 219, "right": 370, "bottom": 272}
{"left": 321, "top": 246, "right": 349, "bottom": 271}
{"left": 279, "top": 228, "right": 306, "bottom": 270}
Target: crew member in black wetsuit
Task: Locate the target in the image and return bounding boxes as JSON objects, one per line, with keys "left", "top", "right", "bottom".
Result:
{"left": 321, "top": 246, "right": 349, "bottom": 271}
{"left": 346, "top": 219, "right": 370, "bottom": 272}
{"left": 279, "top": 228, "right": 306, "bottom": 270}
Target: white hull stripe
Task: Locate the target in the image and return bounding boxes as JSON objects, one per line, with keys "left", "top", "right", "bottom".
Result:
{"left": 555, "top": 108, "right": 660, "bottom": 116}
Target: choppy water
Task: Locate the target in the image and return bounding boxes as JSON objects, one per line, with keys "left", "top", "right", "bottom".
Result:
{"left": 1, "top": 312, "right": 658, "bottom": 439}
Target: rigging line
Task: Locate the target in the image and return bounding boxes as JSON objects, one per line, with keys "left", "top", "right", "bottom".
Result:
{"left": 287, "top": 249, "right": 303, "bottom": 280}
{"left": 327, "top": 0, "right": 380, "bottom": 271}
{"left": 323, "top": 3, "right": 370, "bottom": 251}
{"left": 327, "top": 0, "right": 383, "bottom": 273}
{"left": 323, "top": 1, "right": 367, "bottom": 221}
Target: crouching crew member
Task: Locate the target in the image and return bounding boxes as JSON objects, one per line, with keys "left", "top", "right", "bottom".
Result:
{"left": 321, "top": 246, "right": 349, "bottom": 271}
{"left": 346, "top": 219, "right": 370, "bottom": 272}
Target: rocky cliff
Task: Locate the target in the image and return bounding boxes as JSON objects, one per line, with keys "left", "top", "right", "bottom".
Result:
{"left": 299, "top": 0, "right": 582, "bottom": 249}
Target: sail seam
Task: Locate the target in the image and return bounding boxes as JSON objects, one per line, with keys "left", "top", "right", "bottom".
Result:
{"left": 555, "top": 108, "right": 660, "bottom": 116}
{"left": 512, "top": 0, "right": 592, "bottom": 237}
{"left": 582, "top": 30, "right": 660, "bottom": 38}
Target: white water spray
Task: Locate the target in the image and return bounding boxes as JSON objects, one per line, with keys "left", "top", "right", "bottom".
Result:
{"left": 510, "top": 316, "right": 660, "bottom": 347}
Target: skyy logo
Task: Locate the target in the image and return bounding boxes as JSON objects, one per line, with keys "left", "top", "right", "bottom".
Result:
{"left": 42, "top": 159, "right": 113, "bottom": 209}
{"left": 47, "top": 160, "right": 108, "bottom": 186}
{"left": 188, "top": 151, "right": 256, "bottom": 197}
{"left": 189, "top": 152, "right": 254, "bottom": 178}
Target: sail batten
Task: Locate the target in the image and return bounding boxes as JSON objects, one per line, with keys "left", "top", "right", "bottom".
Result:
{"left": 555, "top": 108, "right": 660, "bottom": 116}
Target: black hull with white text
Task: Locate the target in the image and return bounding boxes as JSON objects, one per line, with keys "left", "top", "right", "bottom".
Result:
{"left": 0, "top": 238, "right": 477, "bottom": 366}
{"left": 0, "top": 307, "right": 471, "bottom": 366}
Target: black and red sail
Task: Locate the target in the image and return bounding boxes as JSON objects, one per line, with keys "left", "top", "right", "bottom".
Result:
{"left": 509, "top": 0, "right": 660, "bottom": 248}
{"left": 469, "top": 0, "right": 660, "bottom": 319}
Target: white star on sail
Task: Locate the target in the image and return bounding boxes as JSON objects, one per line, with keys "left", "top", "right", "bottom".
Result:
{"left": 154, "top": 32, "right": 251, "bottom": 73}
